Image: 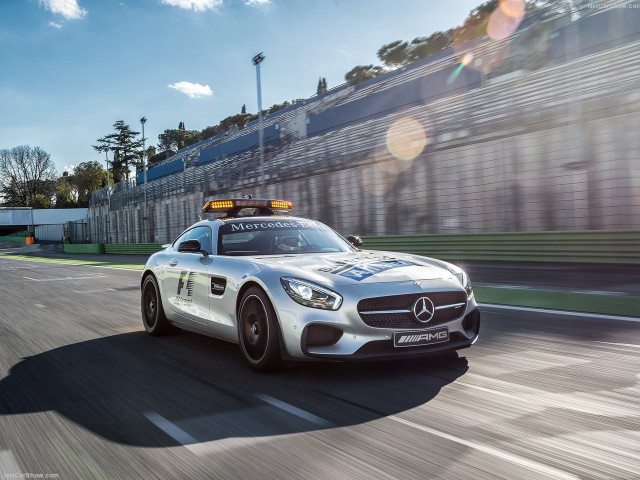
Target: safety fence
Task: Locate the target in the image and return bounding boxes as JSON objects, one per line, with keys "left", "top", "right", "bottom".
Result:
{"left": 64, "top": 220, "right": 91, "bottom": 244}
{"left": 361, "top": 230, "right": 640, "bottom": 264}
{"left": 58, "top": 230, "right": 640, "bottom": 264}
{"left": 62, "top": 243, "right": 163, "bottom": 255}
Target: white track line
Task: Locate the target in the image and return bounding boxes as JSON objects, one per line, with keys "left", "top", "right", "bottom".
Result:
{"left": 0, "top": 450, "right": 21, "bottom": 477}
{"left": 479, "top": 303, "right": 640, "bottom": 322}
{"left": 256, "top": 394, "right": 333, "bottom": 427}
{"left": 389, "top": 416, "right": 579, "bottom": 480}
{"left": 144, "top": 412, "right": 199, "bottom": 446}
{"left": 23, "top": 275, "right": 107, "bottom": 282}
{"left": 595, "top": 341, "right": 640, "bottom": 348}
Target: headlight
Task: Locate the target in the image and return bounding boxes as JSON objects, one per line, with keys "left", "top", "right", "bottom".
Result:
{"left": 455, "top": 271, "right": 473, "bottom": 298}
{"left": 280, "top": 277, "right": 343, "bottom": 310}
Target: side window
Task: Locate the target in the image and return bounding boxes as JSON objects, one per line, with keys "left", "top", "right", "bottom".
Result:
{"left": 186, "top": 226, "right": 212, "bottom": 253}
{"left": 172, "top": 230, "right": 191, "bottom": 250}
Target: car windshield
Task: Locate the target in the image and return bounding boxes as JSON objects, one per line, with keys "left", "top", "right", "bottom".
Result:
{"left": 218, "top": 219, "right": 355, "bottom": 256}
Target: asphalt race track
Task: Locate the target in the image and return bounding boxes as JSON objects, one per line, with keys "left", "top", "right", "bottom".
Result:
{"left": 0, "top": 257, "right": 638, "bottom": 479}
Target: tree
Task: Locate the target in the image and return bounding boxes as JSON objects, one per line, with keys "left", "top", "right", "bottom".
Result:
{"left": 377, "top": 40, "right": 410, "bottom": 68}
{"left": 317, "top": 77, "right": 328, "bottom": 95}
{"left": 406, "top": 31, "right": 453, "bottom": 62}
{"left": 54, "top": 177, "right": 78, "bottom": 208}
{"left": 144, "top": 146, "right": 157, "bottom": 164}
{"left": 455, "top": 0, "right": 499, "bottom": 45}
{"left": 345, "top": 65, "right": 386, "bottom": 86}
{"left": 93, "top": 121, "right": 142, "bottom": 182}
{"left": 72, "top": 161, "right": 109, "bottom": 207}
{"left": 0, "top": 145, "right": 57, "bottom": 207}
{"left": 30, "top": 194, "right": 51, "bottom": 209}
{"left": 157, "top": 127, "right": 201, "bottom": 152}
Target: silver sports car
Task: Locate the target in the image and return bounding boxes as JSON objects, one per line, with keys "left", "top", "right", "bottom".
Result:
{"left": 141, "top": 198, "right": 480, "bottom": 371}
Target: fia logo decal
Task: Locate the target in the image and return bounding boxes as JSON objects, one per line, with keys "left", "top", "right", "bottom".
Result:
{"left": 177, "top": 271, "right": 197, "bottom": 296}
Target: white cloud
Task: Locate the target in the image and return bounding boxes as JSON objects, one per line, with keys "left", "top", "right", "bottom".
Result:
{"left": 245, "top": 0, "right": 270, "bottom": 6}
{"left": 168, "top": 81, "right": 213, "bottom": 98}
{"left": 161, "top": 0, "right": 222, "bottom": 11}
{"left": 49, "top": 21, "right": 63, "bottom": 29}
{"left": 40, "top": 0, "right": 87, "bottom": 20}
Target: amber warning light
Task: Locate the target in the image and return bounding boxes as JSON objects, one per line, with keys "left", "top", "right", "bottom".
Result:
{"left": 202, "top": 199, "right": 294, "bottom": 213}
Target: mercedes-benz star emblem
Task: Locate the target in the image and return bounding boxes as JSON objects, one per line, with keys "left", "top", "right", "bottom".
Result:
{"left": 412, "top": 297, "right": 435, "bottom": 323}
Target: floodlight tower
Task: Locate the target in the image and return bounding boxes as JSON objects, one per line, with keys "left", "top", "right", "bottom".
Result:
{"left": 253, "top": 52, "right": 266, "bottom": 197}
{"left": 140, "top": 116, "right": 148, "bottom": 241}
{"left": 104, "top": 148, "right": 111, "bottom": 244}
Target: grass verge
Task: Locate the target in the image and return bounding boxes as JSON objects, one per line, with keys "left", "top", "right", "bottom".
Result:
{"left": 0, "top": 254, "right": 144, "bottom": 270}
{"left": 474, "top": 286, "right": 640, "bottom": 317}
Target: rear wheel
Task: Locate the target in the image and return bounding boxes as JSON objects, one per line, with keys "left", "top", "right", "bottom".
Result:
{"left": 238, "top": 287, "right": 282, "bottom": 372}
{"left": 142, "top": 274, "right": 179, "bottom": 336}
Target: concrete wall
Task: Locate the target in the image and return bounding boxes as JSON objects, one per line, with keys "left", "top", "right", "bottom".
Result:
{"left": 88, "top": 37, "right": 640, "bottom": 243}
{"left": 0, "top": 208, "right": 87, "bottom": 226}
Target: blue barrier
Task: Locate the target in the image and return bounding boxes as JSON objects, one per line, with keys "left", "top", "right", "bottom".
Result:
{"left": 307, "top": 66, "right": 481, "bottom": 137}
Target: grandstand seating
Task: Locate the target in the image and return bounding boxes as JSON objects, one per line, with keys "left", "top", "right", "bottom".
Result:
{"left": 118, "top": 7, "right": 639, "bottom": 192}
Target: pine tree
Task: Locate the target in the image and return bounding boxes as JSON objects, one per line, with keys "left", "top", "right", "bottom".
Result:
{"left": 93, "top": 121, "right": 142, "bottom": 182}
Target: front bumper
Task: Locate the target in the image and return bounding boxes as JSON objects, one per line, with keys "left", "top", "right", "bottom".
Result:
{"left": 270, "top": 278, "right": 480, "bottom": 360}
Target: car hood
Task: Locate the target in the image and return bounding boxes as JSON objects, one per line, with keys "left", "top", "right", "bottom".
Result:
{"left": 249, "top": 250, "right": 458, "bottom": 287}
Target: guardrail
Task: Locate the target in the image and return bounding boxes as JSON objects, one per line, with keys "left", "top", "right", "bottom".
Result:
{"left": 57, "top": 229, "right": 640, "bottom": 264}
{"left": 361, "top": 230, "right": 640, "bottom": 264}
{"left": 63, "top": 244, "right": 105, "bottom": 254}
{"left": 104, "top": 243, "right": 164, "bottom": 255}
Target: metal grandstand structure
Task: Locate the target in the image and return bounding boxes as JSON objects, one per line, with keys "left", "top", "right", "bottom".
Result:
{"left": 88, "top": 6, "right": 640, "bottom": 242}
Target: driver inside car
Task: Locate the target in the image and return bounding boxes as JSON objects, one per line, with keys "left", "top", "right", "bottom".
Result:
{"left": 274, "top": 235, "right": 304, "bottom": 253}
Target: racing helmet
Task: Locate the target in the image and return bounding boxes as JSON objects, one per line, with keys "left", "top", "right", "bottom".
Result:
{"left": 275, "top": 235, "right": 303, "bottom": 253}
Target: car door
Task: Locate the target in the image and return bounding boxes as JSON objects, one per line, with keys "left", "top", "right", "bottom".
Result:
{"left": 163, "top": 226, "right": 214, "bottom": 328}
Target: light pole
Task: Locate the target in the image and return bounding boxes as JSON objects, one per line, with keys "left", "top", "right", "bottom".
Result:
{"left": 140, "top": 116, "right": 148, "bottom": 242}
{"left": 104, "top": 148, "right": 111, "bottom": 244}
{"left": 141, "top": 116, "right": 147, "bottom": 203}
{"left": 253, "top": 52, "right": 266, "bottom": 197}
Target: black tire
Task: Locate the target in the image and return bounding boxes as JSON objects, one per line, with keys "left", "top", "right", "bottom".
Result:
{"left": 238, "top": 287, "right": 282, "bottom": 372}
{"left": 141, "top": 274, "right": 179, "bottom": 336}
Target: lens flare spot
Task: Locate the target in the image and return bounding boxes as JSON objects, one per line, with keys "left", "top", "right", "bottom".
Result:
{"left": 453, "top": 20, "right": 510, "bottom": 74}
{"left": 386, "top": 117, "right": 427, "bottom": 161}
{"left": 447, "top": 63, "right": 465, "bottom": 85}
{"left": 357, "top": 161, "right": 398, "bottom": 196}
{"left": 499, "top": 0, "right": 525, "bottom": 19}
{"left": 488, "top": 5, "right": 523, "bottom": 41}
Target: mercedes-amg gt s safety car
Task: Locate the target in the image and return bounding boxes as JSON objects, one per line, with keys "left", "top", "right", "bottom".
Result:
{"left": 140, "top": 198, "right": 480, "bottom": 371}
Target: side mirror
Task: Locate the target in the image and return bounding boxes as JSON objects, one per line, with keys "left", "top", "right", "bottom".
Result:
{"left": 178, "top": 239, "right": 205, "bottom": 254}
{"left": 347, "top": 235, "right": 363, "bottom": 247}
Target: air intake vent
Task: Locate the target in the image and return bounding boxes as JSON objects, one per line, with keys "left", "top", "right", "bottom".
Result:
{"left": 305, "top": 324, "right": 343, "bottom": 347}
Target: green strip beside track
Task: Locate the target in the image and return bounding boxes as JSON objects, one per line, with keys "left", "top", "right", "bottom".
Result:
{"left": 474, "top": 286, "right": 640, "bottom": 318}
{"left": 0, "top": 254, "right": 144, "bottom": 270}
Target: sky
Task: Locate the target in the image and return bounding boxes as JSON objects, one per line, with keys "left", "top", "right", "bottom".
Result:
{"left": 0, "top": 0, "right": 481, "bottom": 174}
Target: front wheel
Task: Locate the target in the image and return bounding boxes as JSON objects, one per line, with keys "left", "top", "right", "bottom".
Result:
{"left": 141, "top": 274, "right": 179, "bottom": 336}
{"left": 238, "top": 287, "right": 282, "bottom": 372}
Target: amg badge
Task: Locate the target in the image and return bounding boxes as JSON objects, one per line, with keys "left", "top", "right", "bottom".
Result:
{"left": 394, "top": 327, "right": 449, "bottom": 348}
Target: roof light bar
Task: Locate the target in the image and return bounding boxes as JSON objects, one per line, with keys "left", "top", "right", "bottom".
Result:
{"left": 202, "top": 198, "right": 294, "bottom": 214}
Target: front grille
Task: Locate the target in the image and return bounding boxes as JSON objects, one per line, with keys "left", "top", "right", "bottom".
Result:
{"left": 357, "top": 291, "right": 467, "bottom": 329}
